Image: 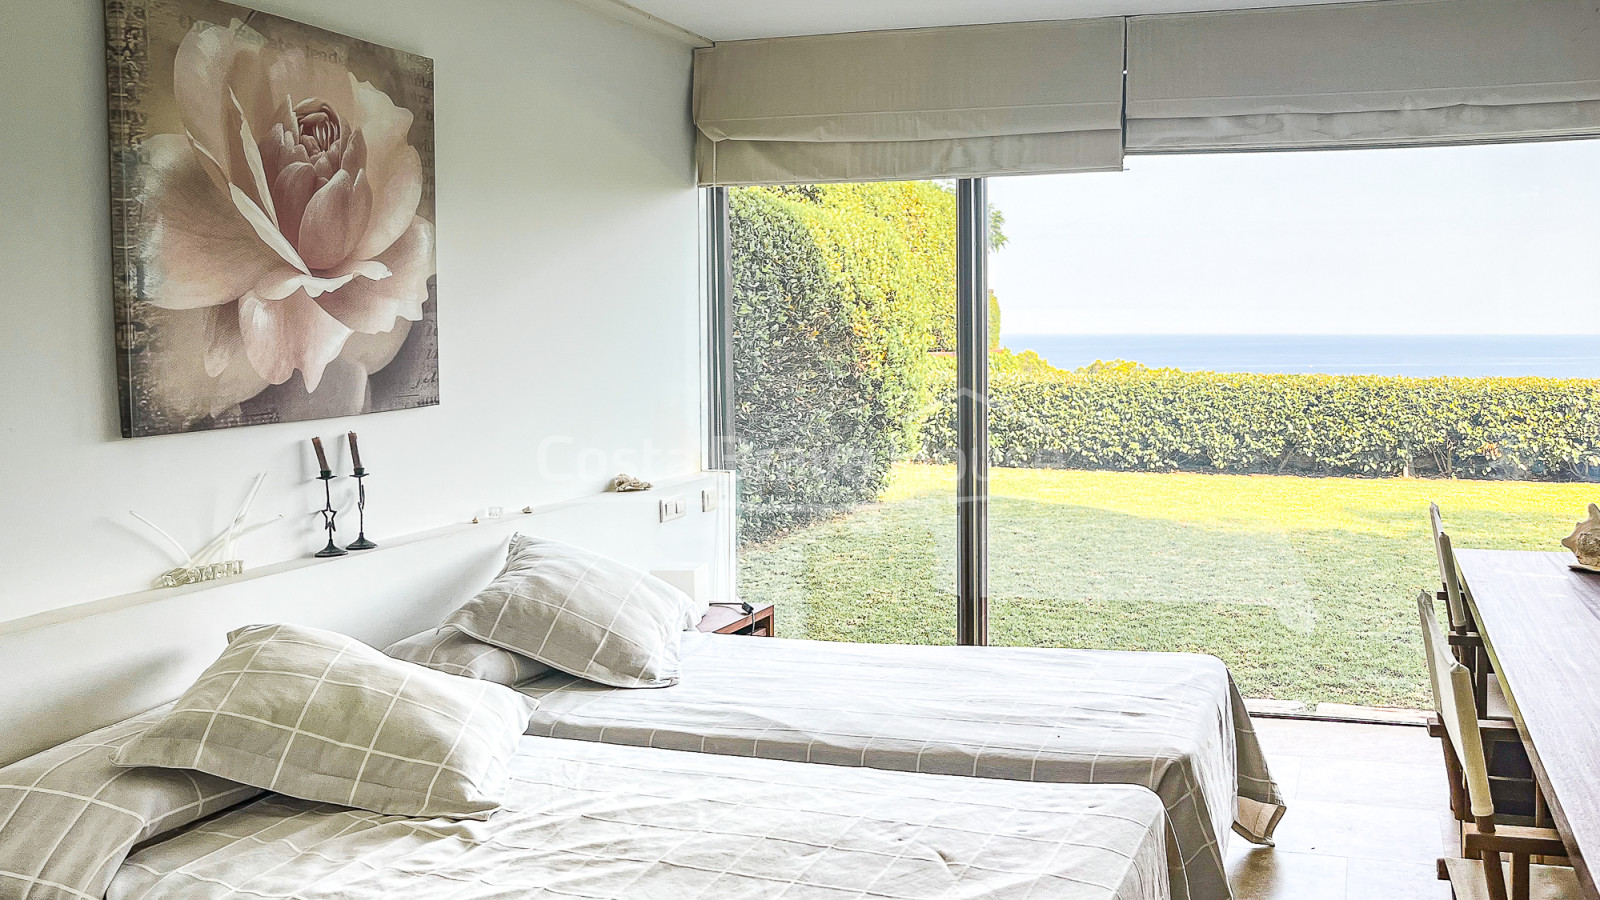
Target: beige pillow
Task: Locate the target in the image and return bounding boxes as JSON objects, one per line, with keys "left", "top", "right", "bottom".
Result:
{"left": 112, "top": 624, "right": 537, "bottom": 820}
{"left": 0, "top": 707, "right": 260, "bottom": 900}
{"left": 385, "top": 626, "right": 551, "bottom": 685}
{"left": 444, "top": 535, "right": 685, "bottom": 688}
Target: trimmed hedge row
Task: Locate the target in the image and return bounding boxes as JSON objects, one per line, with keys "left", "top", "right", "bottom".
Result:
{"left": 731, "top": 183, "right": 1012, "bottom": 543}
{"left": 731, "top": 183, "right": 1020, "bottom": 543}
{"left": 730, "top": 190, "right": 888, "bottom": 544}
{"left": 919, "top": 357, "right": 1600, "bottom": 480}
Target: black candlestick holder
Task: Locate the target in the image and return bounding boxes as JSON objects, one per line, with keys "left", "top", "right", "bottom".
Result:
{"left": 346, "top": 467, "right": 377, "bottom": 551}
{"left": 314, "top": 471, "right": 347, "bottom": 558}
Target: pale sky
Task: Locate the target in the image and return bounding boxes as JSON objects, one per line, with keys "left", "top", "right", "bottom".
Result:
{"left": 986, "top": 140, "right": 1600, "bottom": 335}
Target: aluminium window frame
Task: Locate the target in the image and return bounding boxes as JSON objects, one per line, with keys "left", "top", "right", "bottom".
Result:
{"left": 704, "top": 187, "right": 736, "bottom": 473}
{"left": 954, "top": 178, "right": 990, "bottom": 646}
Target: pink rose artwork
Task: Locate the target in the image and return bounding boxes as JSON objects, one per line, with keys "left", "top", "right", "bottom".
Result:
{"left": 108, "top": 1, "right": 437, "bottom": 436}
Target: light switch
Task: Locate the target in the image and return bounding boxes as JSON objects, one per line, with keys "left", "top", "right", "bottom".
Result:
{"left": 659, "top": 495, "right": 687, "bottom": 523}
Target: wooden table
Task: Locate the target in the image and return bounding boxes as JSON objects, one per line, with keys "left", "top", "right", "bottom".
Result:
{"left": 1455, "top": 549, "right": 1600, "bottom": 900}
{"left": 696, "top": 602, "right": 776, "bottom": 636}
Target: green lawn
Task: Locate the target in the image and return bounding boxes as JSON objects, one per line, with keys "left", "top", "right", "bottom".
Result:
{"left": 740, "top": 463, "right": 1596, "bottom": 709}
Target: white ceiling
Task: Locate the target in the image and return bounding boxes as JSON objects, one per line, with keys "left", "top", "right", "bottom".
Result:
{"left": 623, "top": 0, "right": 1386, "bottom": 42}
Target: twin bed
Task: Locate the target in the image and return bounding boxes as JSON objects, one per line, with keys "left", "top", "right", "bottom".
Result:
{"left": 520, "top": 633, "right": 1282, "bottom": 900}
{"left": 111, "top": 739, "right": 1171, "bottom": 900}
{"left": 4, "top": 537, "right": 1284, "bottom": 900}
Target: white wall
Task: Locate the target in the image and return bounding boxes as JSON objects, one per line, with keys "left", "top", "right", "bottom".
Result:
{"left": 0, "top": 473, "right": 731, "bottom": 765}
{"left": 0, "top": 0, "right": 703, "bottom": 622}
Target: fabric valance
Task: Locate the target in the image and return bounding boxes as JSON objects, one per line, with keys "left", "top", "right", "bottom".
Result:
{"left": 693, "top": 19, "right": 1127, "bottom": 185}
{"left": 1126, "top": 0, "right": 1600, "bottom": 152}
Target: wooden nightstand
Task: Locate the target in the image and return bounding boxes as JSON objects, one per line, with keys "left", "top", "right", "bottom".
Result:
{"left": 696, "top": 603, "right": 776, "bottom": 636}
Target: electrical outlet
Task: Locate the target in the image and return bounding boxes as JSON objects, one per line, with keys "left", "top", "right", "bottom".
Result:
{"left": 659, "top": 495, "right": 687, "bottom": 523}
{"left": 702, "top": 488, "right": 718, "bottom": 512}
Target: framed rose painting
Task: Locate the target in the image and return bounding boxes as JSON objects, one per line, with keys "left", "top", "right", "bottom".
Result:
{"left": 106, "top": 0, "right": 438, "bottom": 437}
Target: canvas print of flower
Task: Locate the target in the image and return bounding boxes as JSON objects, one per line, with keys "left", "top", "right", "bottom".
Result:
{"left": 106, "top": 0, "right": 437, "bottom": 437}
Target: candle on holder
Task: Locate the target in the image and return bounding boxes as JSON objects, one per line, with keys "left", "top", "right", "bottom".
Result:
{"left": 311, "top": 437, "right": 330, "bottom": 474}
{"left": 345, "top": 432, "right": 376, "bottom": 551}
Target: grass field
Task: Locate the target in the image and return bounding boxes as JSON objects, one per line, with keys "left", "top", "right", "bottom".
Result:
{"left": 740, "top": 463, "right": 1597, "bottom": 709}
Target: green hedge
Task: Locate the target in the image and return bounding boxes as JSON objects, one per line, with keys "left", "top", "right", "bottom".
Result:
{"left": 919, "top": 356, "right": 1600, "bottom": 480}
{"left": 729, "top": 183, "right": 1019, "bottom": 543}
{"left": 730, "top": 189, "right": 925, "bottom": 543}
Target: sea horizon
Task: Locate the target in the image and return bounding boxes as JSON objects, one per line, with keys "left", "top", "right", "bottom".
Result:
{"left": 1000, "top": 333, "right": 1600, "bottom": 379}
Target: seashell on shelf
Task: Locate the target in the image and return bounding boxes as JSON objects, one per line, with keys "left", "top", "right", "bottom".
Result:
{"left": 609, "top": 473, "right": 653, "bottom": 493}
{"left": 1561, "top": 503, "right": 1600, "bottom": 567}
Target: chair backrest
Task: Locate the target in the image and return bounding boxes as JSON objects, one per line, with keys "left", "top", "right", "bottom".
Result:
{"left": 1418, "top": 591, "right": 1495, "bottom": 821}
{"left": 1429, "top": 503, "right": 1469, "bottom": 630}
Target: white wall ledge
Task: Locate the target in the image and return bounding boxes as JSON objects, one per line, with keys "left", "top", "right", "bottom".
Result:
{"left": 0, "top": 472, "right": 717, "bottom": 640}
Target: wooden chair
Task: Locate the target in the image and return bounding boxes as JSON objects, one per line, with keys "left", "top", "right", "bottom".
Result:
{"left": 1428, "top": 503, "right": 1513, "bottom": 721}
{"left": 1418, "top": 592, "right": 1576, "bottom": 900}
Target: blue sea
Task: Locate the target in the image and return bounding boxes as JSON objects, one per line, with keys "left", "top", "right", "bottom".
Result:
{"left": 1001, "top": 334, "right": 1600, "bottom": 379}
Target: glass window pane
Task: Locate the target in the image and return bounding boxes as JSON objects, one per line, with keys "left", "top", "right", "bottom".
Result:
{"left": 974, "top": 141, "right": 1600, "bottom": 714}
{"left": 728, "top": 183, "right": 960, "bottom": 643}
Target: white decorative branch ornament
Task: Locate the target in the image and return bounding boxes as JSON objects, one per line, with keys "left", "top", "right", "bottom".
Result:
{"left": 131, "top": 472, "right": 281, "bottom": 588}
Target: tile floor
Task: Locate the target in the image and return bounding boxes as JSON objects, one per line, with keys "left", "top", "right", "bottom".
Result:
{"left": 1228, "top": 717, "right": 1453, "bottom": 900}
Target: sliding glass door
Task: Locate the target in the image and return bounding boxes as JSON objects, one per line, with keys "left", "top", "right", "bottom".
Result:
{"left": 981, "top": 142, "right": 1600, "bottom": 714}
{"left": 711, "top": 139, "right": 1600, "bottom": 716}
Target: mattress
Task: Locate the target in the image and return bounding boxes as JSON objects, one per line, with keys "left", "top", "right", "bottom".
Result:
{"left": 520, "top": 634, "right": 1286, "bottom": 900}
{"left": 108, "top": 736, "right": 1170, "bottom": 900}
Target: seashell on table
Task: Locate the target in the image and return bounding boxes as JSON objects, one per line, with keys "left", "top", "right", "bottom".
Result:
{"left": 1560, "top": 503, "right": 1600, "bottom": 568}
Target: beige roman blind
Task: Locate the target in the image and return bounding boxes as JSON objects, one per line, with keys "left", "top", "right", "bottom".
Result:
{"left": 693, "top": 19, "right": 1126, "bottom": 186}
{"left": 1126, "top": 0, "right": 1600, "bottom": 153}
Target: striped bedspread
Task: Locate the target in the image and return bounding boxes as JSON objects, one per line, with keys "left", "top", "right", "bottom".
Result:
{"left": 519, "top": 634, "right": 1285, "bottom": 900}
{"left": 109, "top": 737, "right": 1170, "bottom": 900}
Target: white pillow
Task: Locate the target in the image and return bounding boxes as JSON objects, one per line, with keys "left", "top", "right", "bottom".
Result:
{"left": 444, "top": 535, "right": 687, "bottom": 688}
{"left": 0, "top": 707, "right": 260, "bottom": 900}
{"left": 385, "top": 626, "right": 551, "bottom": 685}
{"left": 112, "top": 624, "right": 537, "bottom": 820}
